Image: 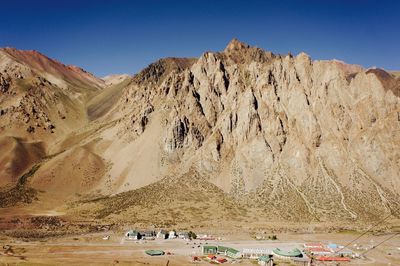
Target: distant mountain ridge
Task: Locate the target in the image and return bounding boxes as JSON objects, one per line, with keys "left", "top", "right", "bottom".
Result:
{"left": 1, "top": 47, "right": 104, "bottom": 89}
{"left": 0, "top": 40, "right": 399, "bottom": 226}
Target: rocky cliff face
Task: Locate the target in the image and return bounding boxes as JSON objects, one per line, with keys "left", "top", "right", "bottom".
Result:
{"left": 95, "top": 39, "right": 399, "bottom": 221}
{"left": 1, "top": 40, "right": 399, "bottom": 222}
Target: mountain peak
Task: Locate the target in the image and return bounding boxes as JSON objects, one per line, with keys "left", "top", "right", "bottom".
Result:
{"left": 224, "top": 38, "right": 250, "bottom": 52}
{"left": 221, "top": 39, "right": 274, "bottom": 64}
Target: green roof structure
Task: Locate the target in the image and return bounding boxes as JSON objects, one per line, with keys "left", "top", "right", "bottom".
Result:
{"left": 272, "top": 248, "right": 302, "bottom": 257}
{"left": 203, "top": 245, "right": 218, "bottom": 254}
{"left": 226, "top": 247, "right": 241, "bottom": 258}
{"left": 145, "top": 250, "right": 165, "bottom": 256}
{"left": 217, "top": 246, "right": 228, "bottom": 253}
{"left": 227, "top": 247, "right": 239, "bottom": 254}
{"left": 258, "top": 255, "right": 272, "bottom": 262}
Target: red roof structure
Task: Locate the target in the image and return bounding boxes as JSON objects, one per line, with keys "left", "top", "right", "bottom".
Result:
{"left": 317, "top": 256, "right": 351, "bottom": 262}
{"left": 198, "top": 237, "right": 215, "bottom": 240}
{"left": 304, "top": 243, "right": 324, "bottom": 248}
{"left": 307, "top": 247, "right": 331, "bottom": 253}
{"left": 307, "top": 248, "right": 331, "bottom": 252}
{"left": 207, "top": 254, "right": 216, "bottom": 260}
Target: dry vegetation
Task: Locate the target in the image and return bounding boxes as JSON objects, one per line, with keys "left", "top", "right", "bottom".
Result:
{"left": 68, "top": 170, "right": 250, "bottom": 228}
{"left": 0, "top": 164, "right": 40, "bottom": 208}
{"left": 63, "top": 170, "right": 400, "bottom": 234}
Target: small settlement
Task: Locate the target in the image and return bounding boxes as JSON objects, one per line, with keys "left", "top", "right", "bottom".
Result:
{"left": 303, "top": 242, "right": 354, "bottom": 262}
{"left": 124, "top": 229, "right": 193, "bottom": 241}
{"left": 201, "top": 241, "right": 356, "bottom": 265}
{"left": 203, "top": 243, "right": 357, "bottom": 265}
{"left": 123, "top": 229, "right": 356, "bottom": 264}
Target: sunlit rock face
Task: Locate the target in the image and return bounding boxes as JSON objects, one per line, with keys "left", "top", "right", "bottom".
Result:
{"left": 1, "top": 40, "right": 399, "bottom": 221}
{"left": 105, "top": 39, "right": 400, "bottom": 221}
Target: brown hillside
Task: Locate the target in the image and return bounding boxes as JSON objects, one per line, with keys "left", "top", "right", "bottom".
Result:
{"left": 0, "top": 40, "right": 399, "bottom": 226}
{"left": 0, "top": 136, "right": 45, "bottom": 187}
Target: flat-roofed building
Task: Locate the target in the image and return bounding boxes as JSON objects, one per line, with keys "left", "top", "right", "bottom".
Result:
{"left": 304, "top": 243, "right": 324, "bottom": 249}
{"left": 125, "top": 230, "right": 140, "bottom": 240}
{"left": 258, "top": 255, "right": 273, "bottom": 266}
{"left": 226, "top": 247, "right": 241, "bottom": 259}
{"left": 203, "top": 245, "right": 218, "bottom": 255}
{"left": 306, "top": 247, "right": 331, "bottom": 256}
{"left": 242, "top": 248, "right": 272, "bottom": 259}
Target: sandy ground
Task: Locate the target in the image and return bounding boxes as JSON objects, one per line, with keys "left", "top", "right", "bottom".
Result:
{"left": 1, "top": 231, "right": 399, "bottom": 266}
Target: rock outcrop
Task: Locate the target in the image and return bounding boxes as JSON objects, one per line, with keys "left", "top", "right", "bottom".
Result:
{"left": 1, "top": 40, "right": 399, "bottom": 223}
{"left": 94, "top": 39, "right": 400, "bottom": 221}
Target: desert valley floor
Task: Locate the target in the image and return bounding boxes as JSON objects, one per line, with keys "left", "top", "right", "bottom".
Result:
{"left": 1, "top": 230, "right": 400, "bottom": 265}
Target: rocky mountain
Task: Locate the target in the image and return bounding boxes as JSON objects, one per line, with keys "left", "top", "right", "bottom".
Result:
{"left": 1, "top": 40, "right": 399, "bottom": 225}
{"left": 0, "top": 47, "right": 104, "bottom": 139}
{"left": 0, "top": 48, "right": 105, "bottom": 187}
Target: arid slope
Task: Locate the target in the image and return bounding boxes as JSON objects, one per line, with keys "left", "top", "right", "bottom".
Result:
{"left": 1, "top": 40, "right": 399, "bottom": 226}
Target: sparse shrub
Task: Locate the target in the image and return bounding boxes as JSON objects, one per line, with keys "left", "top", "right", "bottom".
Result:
{"left": 188, "top": 231, "right": 197, "bottom": 239}
{"left": 268, "top": 235, "right": 277, "bottom": 240}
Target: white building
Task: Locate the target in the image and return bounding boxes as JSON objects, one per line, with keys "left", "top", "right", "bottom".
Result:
{"left": 168, "top": 230, "right": 176, "bottom": 239}
{"left": 242, "top": 248, "right": 272, "bottom": 259}
{"left": 157, "top": 230, "right": 168, "bottom": 239}
{"left": 124, "top": 230, "right": 139, "bottom": 240}
{"left": 178, "top": 232, "right": 189, "bottom": 239}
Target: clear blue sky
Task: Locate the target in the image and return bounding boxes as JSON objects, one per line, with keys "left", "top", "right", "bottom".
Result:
{"left": 1, "top": 0, "right": 399, "bottom": 77}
